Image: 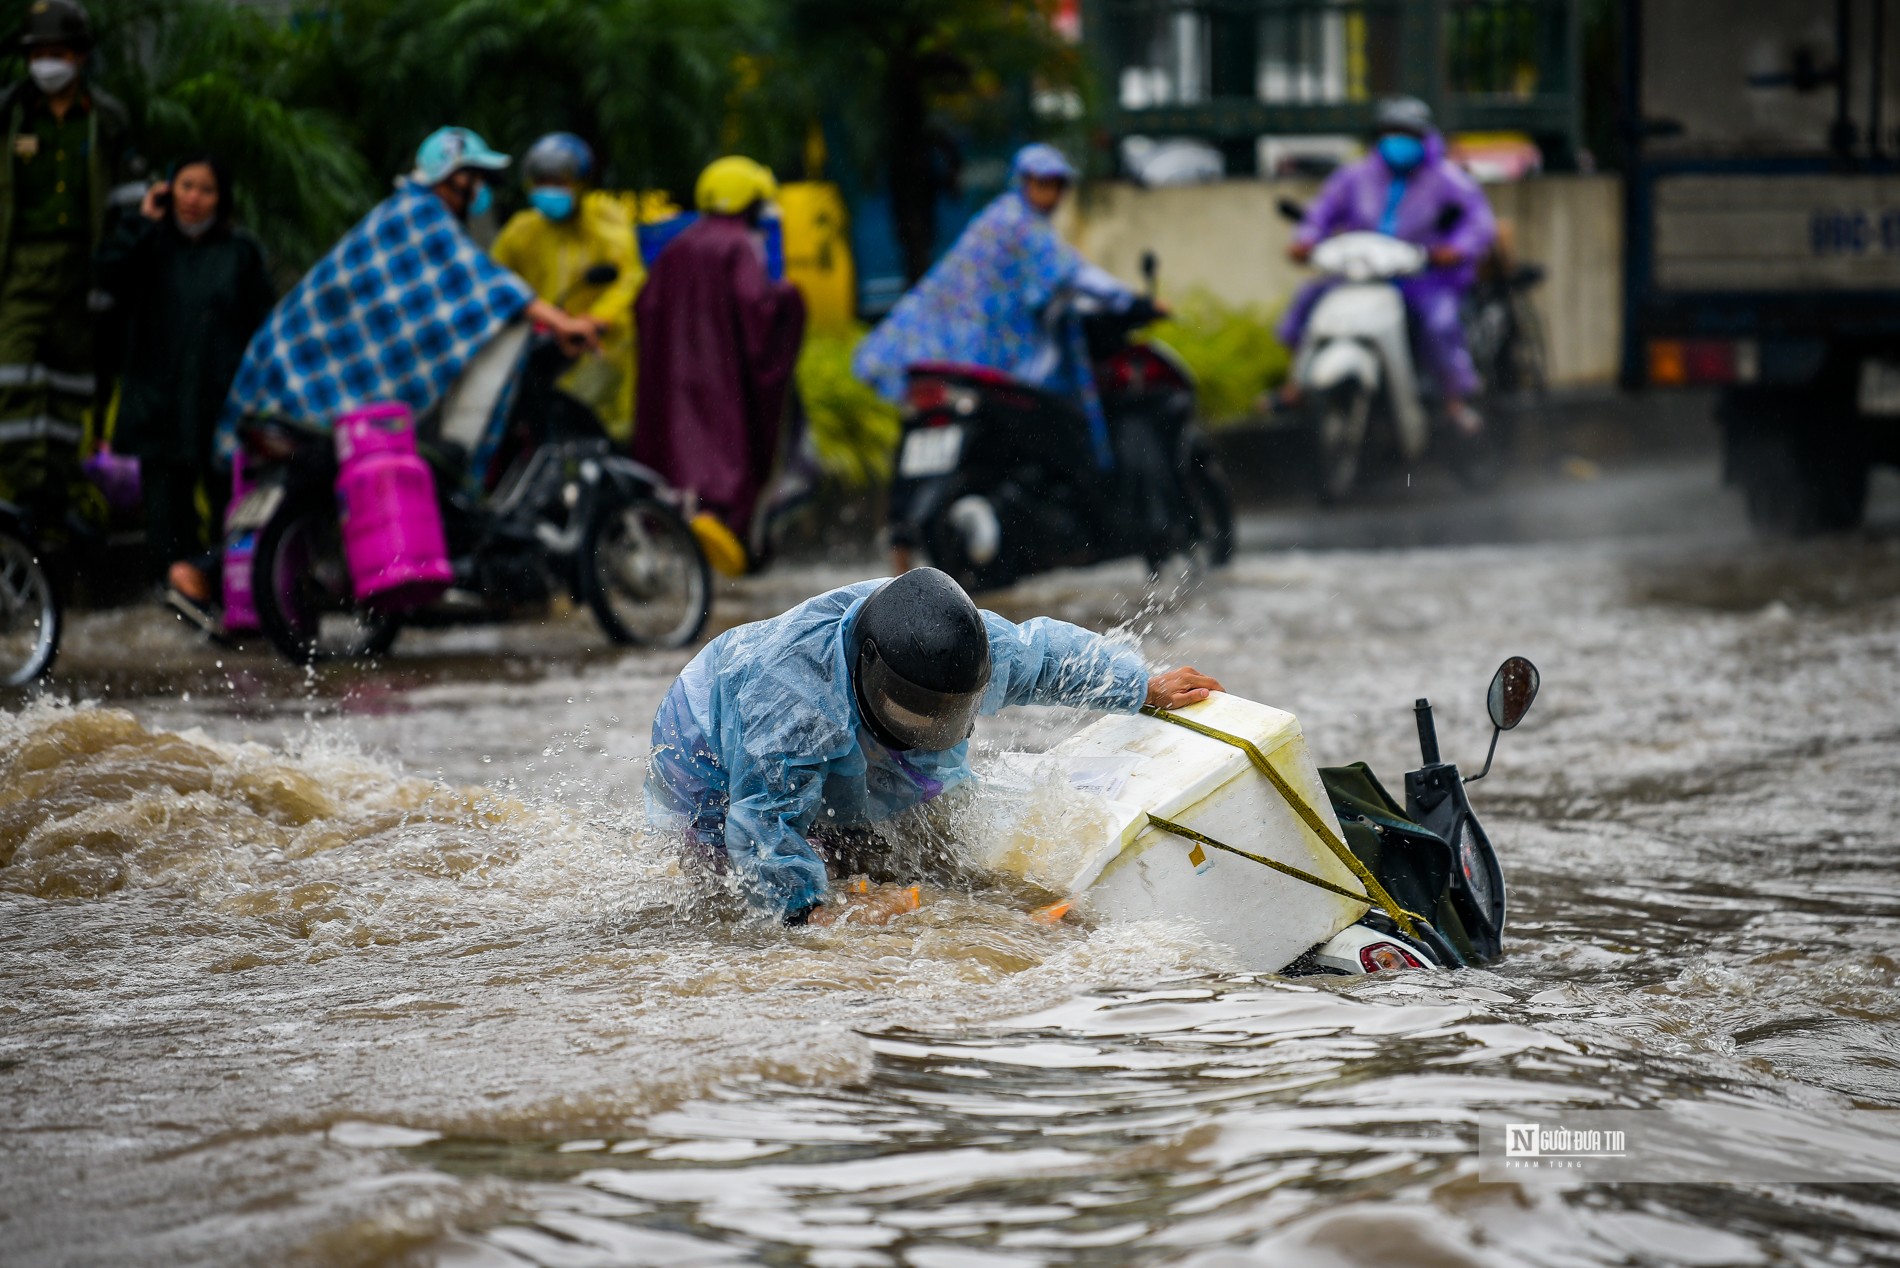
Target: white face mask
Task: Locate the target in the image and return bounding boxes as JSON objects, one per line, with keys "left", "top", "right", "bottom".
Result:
{"left": 29, "top": 58, "right": 78, "bottom": 96}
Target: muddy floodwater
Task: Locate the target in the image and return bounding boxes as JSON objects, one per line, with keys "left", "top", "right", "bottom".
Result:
{"left": 5, "top": 461, "right": 1900, "bottom": 1266}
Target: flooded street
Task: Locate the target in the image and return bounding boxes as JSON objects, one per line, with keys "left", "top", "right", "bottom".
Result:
{"left": 6, "top": 446, "right": 1900, "bottom": 1267}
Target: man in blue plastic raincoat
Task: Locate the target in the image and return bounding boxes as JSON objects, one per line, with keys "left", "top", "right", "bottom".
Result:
{"left": 647, "top": 568, "right": 1222, "bottom": 927}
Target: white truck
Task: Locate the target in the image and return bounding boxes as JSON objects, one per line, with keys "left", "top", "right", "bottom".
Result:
{"left": 1625, "top": 0, "right": 1900, "bottom": 532}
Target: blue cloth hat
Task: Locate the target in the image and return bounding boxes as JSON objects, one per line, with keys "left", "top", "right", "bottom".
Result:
{"left": 412, "top": 126, "right": 512, "bottom": 185}
{"left": 1011, "top": 143, "right": 1078, "bottom": 184}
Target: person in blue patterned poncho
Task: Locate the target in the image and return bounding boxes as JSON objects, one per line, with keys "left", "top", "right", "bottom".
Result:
{"left": 852, "top": 143, "right": 1136, "bottom": 414}
{"left": 215, "top": 126, "right": 602, "bottom": 462}
{"left": 853, "top": 145, "right": 1144, "bottom": 572}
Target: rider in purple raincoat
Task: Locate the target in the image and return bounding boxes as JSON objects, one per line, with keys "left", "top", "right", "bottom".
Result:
{"left": 1278, "top": 97, "right": 1496, "bottom": 433}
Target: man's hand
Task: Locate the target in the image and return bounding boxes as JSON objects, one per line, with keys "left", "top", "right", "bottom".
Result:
{"left": 524, "top": 300, "right": 605, "bottom": 356}
{"left": 1287, "top": 241, "right": 1313, "bottom": 264}
{"left": 1146, "top": 666, "right": 1224, "bottom": 710}
{"left": 555, "top": 312, "right": 603, "bottom": 357}
{"left": 805, "top": 880, "right": 923, "bottom": 928}
{"left": 1428, "top": 245, "right": 1465, "bottom": 269}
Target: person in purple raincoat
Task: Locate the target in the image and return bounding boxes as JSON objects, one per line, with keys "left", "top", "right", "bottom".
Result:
{"left": 1278, "top": 97, "right": 1497, "bottom": 434}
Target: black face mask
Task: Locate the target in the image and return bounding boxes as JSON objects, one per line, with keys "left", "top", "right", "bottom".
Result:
{"left": 854, "top": 637, "right": 989, "bottom": 753}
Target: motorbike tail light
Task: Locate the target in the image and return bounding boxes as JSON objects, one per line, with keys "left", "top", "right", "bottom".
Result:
{"left": 1104, "top": 346, "right": 1188, "bottom": 395}
{"left": 1358, "top": 942, "right": 1425, "bottom": 973}
{"left": 908, "top": 378, "right": 950, "bottom": 412}
{"left": 906, "top": 379, "right": 977, "bottom": 420}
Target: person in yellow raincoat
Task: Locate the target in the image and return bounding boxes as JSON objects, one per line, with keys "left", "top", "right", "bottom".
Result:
{"left": 490, "top": 133, "right": 641, "bottom": 441}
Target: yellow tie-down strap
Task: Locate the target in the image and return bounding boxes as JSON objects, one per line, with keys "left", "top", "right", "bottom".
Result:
{"left": 1141, "top": 706, "right": 1425, "bottom": 937}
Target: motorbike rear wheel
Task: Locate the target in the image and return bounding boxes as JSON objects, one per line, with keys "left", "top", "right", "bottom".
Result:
{"left": 253, "top": 499, "right": 403, "bottom": 665}
{"left": 0, "top": 526, "right": 59, "bottom": 687}
{"left": 1181, "top": 437, "right": 1236, "bottom": 568}
{"left": 579, "top": 495, "right": 711, "bottom": 648}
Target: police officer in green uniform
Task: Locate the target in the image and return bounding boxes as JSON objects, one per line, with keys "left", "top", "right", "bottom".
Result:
{"left": 0, "top": 0, "right": 130, "bottom": 532}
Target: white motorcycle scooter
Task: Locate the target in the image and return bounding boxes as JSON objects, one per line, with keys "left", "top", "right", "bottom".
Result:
{"left": 1282, "top": 203, "right": 1500, "bottom": 502}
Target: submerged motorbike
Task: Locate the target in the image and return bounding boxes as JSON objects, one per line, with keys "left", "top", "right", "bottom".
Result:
{"left": 888, "top": 256, "right": 1235, "bottom": 594}
{"left": 231, "top": 271, "right": 711, "bottom": 664}
{"left": 1279, "top": 200, "right": 1514, "bottom": 503}
{"left": 1290, "top": 655, "right": 1539, "bottom": 975}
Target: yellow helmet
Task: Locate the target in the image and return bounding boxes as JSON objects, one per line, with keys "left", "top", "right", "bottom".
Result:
{"left": 695, "top": 156, "right": 779, "bottom": 216}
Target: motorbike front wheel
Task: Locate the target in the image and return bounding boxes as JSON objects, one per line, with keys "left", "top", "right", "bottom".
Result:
{"left": 1315, "top": 383, "right": 1373, "bottom": 505}
{"left": 252, "top": 499, "right": 402, "bottom": 665}
{"left": 0, "top": 526, "right": 60, "bottom": 687}
{"left": 579, "top": 495, "right": 711, "bottom": 648}
{"left": 1445, "top": 404, "right": 1510, "bottom": 492}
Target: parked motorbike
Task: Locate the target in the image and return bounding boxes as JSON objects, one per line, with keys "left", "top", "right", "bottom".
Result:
{"left": 1278, "top": 199, "right": 1513, "bottom": 503}
{"left": 1465, "top": 248, "right": 1548, "bottom": 407}
{"left": 1288, "top": 656, "right": 1539, "bottom": 975}
{"left": 231, "top": 271, "right": 711, "bottom": 664}
{"left": 888, "top": 255, "right": 1235, "bottom": 594}
{"left": 0, "top": 501, "right": 60, "bottom": 687}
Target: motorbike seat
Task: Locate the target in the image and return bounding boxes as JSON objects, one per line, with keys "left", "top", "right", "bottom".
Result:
{"left": 906, "top": 361, "right": 1080, "bottom": 419}
{"left": 907, "top": 360, "right": 1023, "bottom": 387}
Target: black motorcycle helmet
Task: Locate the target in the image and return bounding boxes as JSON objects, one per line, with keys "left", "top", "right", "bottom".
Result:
{"left": 850, "top": 568, "right": 992, "bottom": 752}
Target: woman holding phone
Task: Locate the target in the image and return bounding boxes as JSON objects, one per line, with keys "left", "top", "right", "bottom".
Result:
{"left": 95, "top": 152, "right": 274, "bottom": 615}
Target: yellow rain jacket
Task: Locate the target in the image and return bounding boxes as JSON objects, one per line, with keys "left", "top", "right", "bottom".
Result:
{"left": 491, "top": 191, "right": 643, "bottom": 440}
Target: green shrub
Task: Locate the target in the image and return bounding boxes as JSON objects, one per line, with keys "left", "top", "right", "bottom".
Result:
{"left": 797, "top": 327, "right": 901, "bottom": 487}
{"left": 1148, "top": 291, "right": 1291, "bottom": 426}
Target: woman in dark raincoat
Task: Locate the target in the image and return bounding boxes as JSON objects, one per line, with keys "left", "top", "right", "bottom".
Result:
{"left": 633, "top": 156, "right": 805, "bottom": 576}
{"left": 95, "top": 151, "right": 273, "bottom": 600}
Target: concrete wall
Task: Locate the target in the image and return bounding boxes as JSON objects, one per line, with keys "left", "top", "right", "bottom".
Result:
{"left": 1061, "top": 174, "right": 1624, "bottom": 388}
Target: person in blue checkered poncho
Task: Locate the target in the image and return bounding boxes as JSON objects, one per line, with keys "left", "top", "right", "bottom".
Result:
{"left": 214, "top": 126, "right": 603, "bottom": 461}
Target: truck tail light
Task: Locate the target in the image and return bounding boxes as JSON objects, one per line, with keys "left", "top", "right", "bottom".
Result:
{"left": 1358, "top": 941, "right": 1426, "bottom": 972}
{"left": 1648, "top": 339, "right": 1758, "bottom": 387}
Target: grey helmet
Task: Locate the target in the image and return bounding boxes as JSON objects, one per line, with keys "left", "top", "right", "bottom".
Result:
{"left": 523, "top": 133, "right": 596, "bottom": 186}
{"left": 1373, "top": 96, "right": 1434, "bottom": 136}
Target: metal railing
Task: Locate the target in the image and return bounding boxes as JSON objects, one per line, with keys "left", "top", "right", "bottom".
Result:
{"left": 1083, "top": 0, "right": 1579, "bottom": 152}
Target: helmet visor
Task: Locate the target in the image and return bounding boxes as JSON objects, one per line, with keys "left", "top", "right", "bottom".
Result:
{"left": 859, "top": 640, "right": 989, "bottom": 752}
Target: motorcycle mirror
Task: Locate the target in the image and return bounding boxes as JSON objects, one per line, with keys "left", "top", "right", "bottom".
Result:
{"left": 1276, "top": 197, "right": 1306, "bottom": 224}
{"left": 1141, "top": 250, "right": 1158, "bottom": 297}
{"left": 1486, "top": 656, "right": 1540, "bottom": 731}
{"left": 1467, "top": 657, "right": 1538, "bottom": 783}
{"left": 582, "top": 263, "right": 620, "bottom": 287}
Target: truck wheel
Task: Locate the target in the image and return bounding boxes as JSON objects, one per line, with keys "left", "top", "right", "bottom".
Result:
{"left": 1735, "top": 430, "right": 1868, "bottom": 536}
